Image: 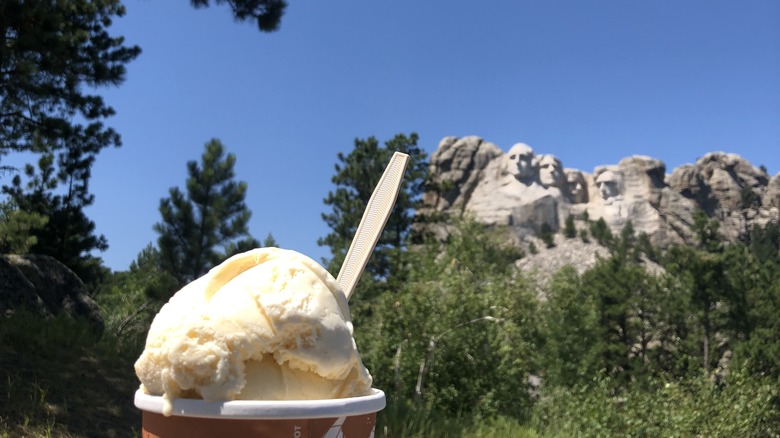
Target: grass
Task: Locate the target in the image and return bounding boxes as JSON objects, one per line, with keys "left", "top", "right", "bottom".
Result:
{"left": 0, "top": 311, "right": 540, "bottom": 438}
{"left": 375, "top": 398, "right": 546, "bottom": 438}
{"left": 0, "top": 323, "right": 537, "bottom": 437}
{"left": 0, "top": 312, "right": 142, "bottom": 438}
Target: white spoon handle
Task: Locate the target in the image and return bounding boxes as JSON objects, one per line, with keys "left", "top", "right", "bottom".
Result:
{"left": 338, "top": 151, "right": 409, "bottom": 300}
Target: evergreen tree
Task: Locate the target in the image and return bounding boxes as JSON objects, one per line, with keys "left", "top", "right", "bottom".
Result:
{"left": 563, "top": 215, "right": 577, "bottom": 239}
{"left": 614, "top": 220, "right": 639, "bottom": 262}
{"left": 693, "top": 210, "right": 721, "bottom": 252}
{"left": 540, "top": 223, "right": 555, "bottom": 248}
{"left": 154, "top": 139, "right": 259, "bottom": 290}
{"left": 0, "top": 199, "right": 48, "bottom": 254}
{"left": 0, "top": 0, "right": 140, "bottom": 168}
{"left": 736, "top": 277, "right": 780, "bottom": 379}
{"left": 190, "top": 0, "right": 288, "bottom": 32}
{"left": 748, "top": 221, "right": 780, "bottom": 265}
{"left": 637, "top": 232, "right": 658, "bottom": 262}
{"left": 581, "top": 256, "right": 636, "bottom": 381}
{"left": 318, "top": 133, "right": 428, "bottom": 288}
{"left": 663, "top": 243, "right": 729, "bottom": 374}
{"left": 589, "top": 217, "right": 613, "bottom": 247}
{"left": 261, "top": 232, "right": 279, "bottom": 248}
{"left": 542, "top": 266, "right": 600, "bottom": 387}
{"left": 1, "top": 0, "right": 140, "bottom": 286}
{"left": 3, "top": 154, "right": 108, "bottom": 286}
{"left": 721, "top": 241, "right": 780, "bottom": 379}
{"left": 127, "top": 243, "right": 179, "bottom": 302}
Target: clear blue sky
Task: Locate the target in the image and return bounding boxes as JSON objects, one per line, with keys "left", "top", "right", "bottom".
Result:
{"left": 83, "top": 0, "right": 779, "bottom": 272}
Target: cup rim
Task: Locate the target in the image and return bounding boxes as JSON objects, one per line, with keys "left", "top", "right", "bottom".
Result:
{"left": 134, "top": 388, "right": 386, "bottom": 420}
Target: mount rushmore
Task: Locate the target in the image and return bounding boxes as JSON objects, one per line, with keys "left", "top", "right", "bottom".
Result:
{"left": 420, "top": 136, "right": 780, "bottom": 249}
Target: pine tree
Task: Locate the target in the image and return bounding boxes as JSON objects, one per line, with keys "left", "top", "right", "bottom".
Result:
{"left": 190, "top": 0, "right": 288, "bottom": 32}
{"left": 540, "top": 223, "right": 555, "bottom": 248}
{"left": 590, "top": 217, "right": 613, "bottom": 247}
{"left": 663, "top": 243, "right": 729, "bottom": 374}
{"left": 0, "top": 0, "right": 140, "bottom": 171}
{"left": 318, "top": 133, "right": 428, "bottom": 286}
{"left": 3, "top": 154, "right": 108, "bottom": 286}
{"left": 1, "top": 0, "right": 140, "bottom": 286}
{"left": 542, "top": 266, "right": 600, "bottom": 387}
{"left": 261, "top": 232, "right": 279, "bottom": 248}
{"left": 154, "top": 139, "right": 259, "bottom": 290}
{"left": 748, "top": 221, "right": 780, "bottom": 265}
{"left": 563, "top": 215, "right": 577, "bottom": 239}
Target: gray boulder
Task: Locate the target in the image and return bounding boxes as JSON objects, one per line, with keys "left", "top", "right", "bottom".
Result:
{"left": 0, "top": 254, "right": 104, "bottom": 330}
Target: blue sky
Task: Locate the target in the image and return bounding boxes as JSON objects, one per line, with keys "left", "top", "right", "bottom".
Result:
{"left": 78, "top": 0, "right": 779, "bottom": 272}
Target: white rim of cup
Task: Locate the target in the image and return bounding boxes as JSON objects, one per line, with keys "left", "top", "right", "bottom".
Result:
{"left": 134, "top": 388, "right": 386, "bottom": 420}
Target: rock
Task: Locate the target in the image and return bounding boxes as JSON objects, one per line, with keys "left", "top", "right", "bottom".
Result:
{"left": 0, "top": 254, "right": 103, "bottom": 330}
{"left": 515, "top": 237, "right": 610, "bottom": 296}
{"left": 668, "top": 152, "right": 771, "bottom": 241}
{"left": 0, "top": 256, "right": 47, "bottom": 317}
{"left": 421, "top": 137, "right": 779, "bottom": 250}
{"left": 587, "top": 156, "right": 699, "bottom": 247}
{"left": 466, "top": 143, "right": 566, "bottom": 235}
{"left": 423, "top": 136, "right": 503, "bottom": 212}
{"left": 763, "top": 173, "right": 780, "bottom": 213}
{"left": 515, "top": 236, "right": 666, "bottom": 296}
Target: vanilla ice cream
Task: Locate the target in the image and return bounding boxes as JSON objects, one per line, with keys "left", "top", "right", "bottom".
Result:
{"left": 134, "top": 247, "right": 372, "bottom": 415}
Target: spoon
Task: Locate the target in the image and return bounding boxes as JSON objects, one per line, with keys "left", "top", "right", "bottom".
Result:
{"left": 337, "top": 151, "right": 409, "bottom": 300}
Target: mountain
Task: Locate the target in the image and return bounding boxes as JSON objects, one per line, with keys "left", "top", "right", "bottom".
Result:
{"left": 419, "top": 136, "right": 780, "bottom": 251}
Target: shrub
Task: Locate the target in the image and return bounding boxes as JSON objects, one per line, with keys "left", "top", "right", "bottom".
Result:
{"left": 532, "top": 372, "right": 780, "bottom": 438}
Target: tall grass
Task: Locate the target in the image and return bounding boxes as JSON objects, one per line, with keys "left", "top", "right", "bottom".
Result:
{"left": 376, "top": 398, "right": 543, "bottom": 438}
{"left": 0, "top": 311, "right": 141, "bottom": 437}
{"left": 532, "top": 372, "right": 780, "bottom": 438}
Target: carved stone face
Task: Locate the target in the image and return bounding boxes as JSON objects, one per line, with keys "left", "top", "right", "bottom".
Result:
{"left": 537, "top": 154, "right": 563, "bottom": 188}
{"left": 565, "top": 170, "right": 588, "bottom": 203}
{"left": 506, "top": 143, "right": 535, "bottom": 181}
{"left": 596, "top": 170, "right": 621, "bottom": 200}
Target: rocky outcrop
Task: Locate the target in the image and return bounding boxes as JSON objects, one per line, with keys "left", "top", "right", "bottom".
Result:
{"left": 515, "top": 236, "right": 665, "bottom": 294}
{"left": 668, "top": 153, "right": 777, "bottom": 241}
{"left": 515, "top": 237, "right": 609, "bottom": 296}
{"left": 0, "top": 254, "right": 103, "bottom": 330}
{"left": 766, "top": 174, "right": 780, "bottom": 210}
{"left": 421, "top": 136, "right": 779, "bottom": 249}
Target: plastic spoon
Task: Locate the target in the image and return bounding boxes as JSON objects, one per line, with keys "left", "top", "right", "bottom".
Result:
{"left": 337, "top": 151, "right": 409, "bottom": 300}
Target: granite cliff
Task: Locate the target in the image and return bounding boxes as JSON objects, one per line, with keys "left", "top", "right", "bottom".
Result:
{"left": 421, "top": 136, "right": 780, "bottom": 253}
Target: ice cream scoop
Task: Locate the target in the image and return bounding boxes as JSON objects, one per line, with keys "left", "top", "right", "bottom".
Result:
{"left": 134, "top": 247, "right": 372, "bottom": 416}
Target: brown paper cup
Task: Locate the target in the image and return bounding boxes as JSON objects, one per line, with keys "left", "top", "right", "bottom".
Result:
{"left": 134, "top": 388, "right": 385, "bottom": 438}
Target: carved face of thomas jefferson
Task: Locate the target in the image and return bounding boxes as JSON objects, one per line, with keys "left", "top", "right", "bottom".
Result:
{"left": 536, "top": 154, "right": 564, "bottom": 188}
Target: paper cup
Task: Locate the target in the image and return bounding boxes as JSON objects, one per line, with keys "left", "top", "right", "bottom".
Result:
{"left": 134, "top": 388, "right": 385, "bottom": 438}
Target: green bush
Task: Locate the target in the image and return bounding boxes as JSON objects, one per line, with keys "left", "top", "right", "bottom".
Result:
{"left": 356, "top": 218, "right": 539, "bottom": 420}
{"left": 532, "top": 372, "right": 780, "bottom": 438}
{"left": 564, "top": 215, "right": 577, "bottom": 239}
{"left": 540, "top": 223, "right": 555, "bottom": 248}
